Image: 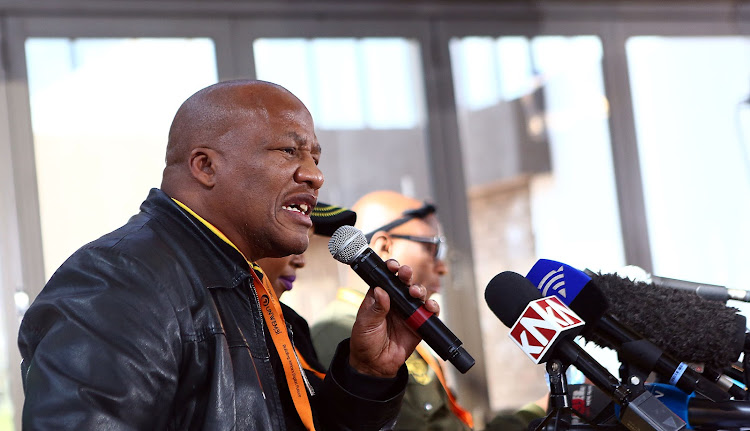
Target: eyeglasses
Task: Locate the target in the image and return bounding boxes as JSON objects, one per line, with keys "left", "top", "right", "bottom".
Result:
{"left": 363, "top": 202, "right": 448, "bottom": 261}
{"left": 389, "top": 233, "right": 448, "bottom": 261}
{"left": 364, "top": 203, "right": 437, "bottom": 242}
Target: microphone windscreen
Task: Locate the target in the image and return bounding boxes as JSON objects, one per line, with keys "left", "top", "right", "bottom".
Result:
{"left": 328, "top": 225, "right": 368, "bottom": 264}
{"left": 590, "top": 272, "right": 746, "bottom": 369}
{"left": 485, "top": 271, "right": 541, "bottom": 327}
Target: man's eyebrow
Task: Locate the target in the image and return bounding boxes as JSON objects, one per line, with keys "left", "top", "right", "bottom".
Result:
{"left": 287, "top": 131, "right": 321, "bottom": 154}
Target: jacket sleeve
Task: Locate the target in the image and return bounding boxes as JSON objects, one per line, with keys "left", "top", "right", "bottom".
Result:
{"left": 314, "top": 339, "right": 408, "bottom": 431}
{"left": 18, "top": 247, "right": 182, "bottom": 430}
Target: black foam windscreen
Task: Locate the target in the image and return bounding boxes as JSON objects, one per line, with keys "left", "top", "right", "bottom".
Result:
{"left": 590, "top": 272, "right": 746, "bottom": 369}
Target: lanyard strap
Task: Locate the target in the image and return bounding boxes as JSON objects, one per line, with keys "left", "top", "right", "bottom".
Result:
{"left": 251, "top": 267, "right": 316, "bottom": 431}
{"left": 415, "top": 344, "right": 474, "bottom": 429}
{"left": 297, "top": 349, "right": 326, "bottom": 381}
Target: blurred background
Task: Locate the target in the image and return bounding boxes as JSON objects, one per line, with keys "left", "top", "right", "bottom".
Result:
{"left": 0, "top": 1, "right": 749, "bottom": 429}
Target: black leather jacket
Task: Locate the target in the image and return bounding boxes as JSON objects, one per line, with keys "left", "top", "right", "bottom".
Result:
{"left": 19, "top": 188, "right": 406, "bottom": 430}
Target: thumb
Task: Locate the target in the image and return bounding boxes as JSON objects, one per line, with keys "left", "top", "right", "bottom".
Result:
{"left": 358, "top": 287, "right": 391, "bottom": 321}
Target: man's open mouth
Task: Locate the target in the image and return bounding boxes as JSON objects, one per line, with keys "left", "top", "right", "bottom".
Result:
{"left": 282, "top": 203, "right": 312, "bottom": 215}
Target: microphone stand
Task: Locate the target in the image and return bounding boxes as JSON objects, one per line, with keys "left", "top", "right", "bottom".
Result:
{"left": 533, "top": 360, "right": 604, "bottom": 431}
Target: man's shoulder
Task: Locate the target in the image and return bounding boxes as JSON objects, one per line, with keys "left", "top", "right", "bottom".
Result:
{"left": 64, "top": 209, "right": 180, "bottom": 277}
{"left": 67, "top": 189, "right": 179, "bottom": 263}
{"left": 61, "top": 188, "right": 238, "bottom": 287}
{"left": 43, "top": 192, "right": 216, "bottom": 299}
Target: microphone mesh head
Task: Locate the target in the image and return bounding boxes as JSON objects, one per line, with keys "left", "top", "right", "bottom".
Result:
{"left": 328, "top": 225, "right": 368, "bottom": 264}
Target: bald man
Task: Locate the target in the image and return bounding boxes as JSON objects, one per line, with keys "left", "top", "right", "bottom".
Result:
{"left": 18, "top": 80, "right": 436, "bottom": 430}
{"left": 311, "top": 190, "right": 474, "bottom": 431}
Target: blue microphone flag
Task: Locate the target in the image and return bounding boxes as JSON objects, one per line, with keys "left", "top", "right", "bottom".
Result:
{"left": 526, "top": 258, "right": 591, "bottom": 305}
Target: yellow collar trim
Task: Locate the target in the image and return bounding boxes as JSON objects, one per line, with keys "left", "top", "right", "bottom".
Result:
{"left": 171, "top": 197, "right": 255, "bottom": 269}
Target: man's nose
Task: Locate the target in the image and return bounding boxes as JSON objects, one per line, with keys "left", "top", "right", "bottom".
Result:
{"left": 435, "top": 256, "right": 448, "bottom": 276}
{"left": 295, "top": 157, "right": 324, "bottom": 190}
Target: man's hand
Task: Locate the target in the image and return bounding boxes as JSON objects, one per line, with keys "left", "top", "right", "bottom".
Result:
{"left": 348, "top": 259, "right": 440, "bottom": 378}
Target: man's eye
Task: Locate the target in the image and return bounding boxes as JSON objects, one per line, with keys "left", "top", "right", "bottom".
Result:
{"left": 281, "top": 148, "right": 296, "bottom": 155}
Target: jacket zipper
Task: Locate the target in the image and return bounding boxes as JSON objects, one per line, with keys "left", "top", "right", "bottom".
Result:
{"left": 249, "top": 281, "right": 314, "bottom": 397}
{"left": 248, "top": 284, "right": 267, "bottom": 400}
{"left": 288, "top": 325, "right": 316, "bottom": 396}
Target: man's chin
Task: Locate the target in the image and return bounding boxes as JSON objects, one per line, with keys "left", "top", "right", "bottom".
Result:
{"left": 280, "top": 236, "right": 309, "bottom": 256}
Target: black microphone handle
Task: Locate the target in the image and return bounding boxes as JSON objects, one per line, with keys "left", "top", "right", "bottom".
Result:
{"left": 349, "top": 248, "right": 475, "bottom": 373}
{"left": 595, "top": 316, "right": 729, "bottom": 402}
{"left": 554, "top": 341, "right": 686, "bottom": 431}
{"left": 555, "top": 341, "right": 630, "bottom": 405}
{"left": 688, "top": 398, "right": 750, "bottom": 429}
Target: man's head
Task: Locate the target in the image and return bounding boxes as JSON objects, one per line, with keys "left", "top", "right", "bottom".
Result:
{"left": 161, "top": 80, "right": 324, "bottom": 262}
{"left": 352, "top": 190, "right": 447, "bottom": 298}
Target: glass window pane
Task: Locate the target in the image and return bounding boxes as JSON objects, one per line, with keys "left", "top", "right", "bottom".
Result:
{"left": 310, "top": 38, "right": 364, "bottom": 129}
{"left": 254, "top": 37, "right": 422, "bottom": 131}
{"left": 450, "top": 34, "right": 623, "bottom": 411}
{"left": 253, "top": 38, "right": 313, "bottom": 111}
{"left": 25, "top": 37, "right": 218, "bottom": 279}
{"left": 360, "top": 38, "right": 421, "bottom": 129}
{"left": 449, "top": 36, "right": 500, "bottom": 110}
{"left": 627, "top": 36, "right": 750, "bottom": 312}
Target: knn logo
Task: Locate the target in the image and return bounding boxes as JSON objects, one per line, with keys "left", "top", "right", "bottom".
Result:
{"left": 508, "top": 296, "right": 584, "bottom": 363}
{"left": 539, "top": 265, "right": 567, "bottom": 298}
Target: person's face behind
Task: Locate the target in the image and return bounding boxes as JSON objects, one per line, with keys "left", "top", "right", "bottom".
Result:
{"left": 386, "top": 214, "right": 447, "bottom": 299}
{"left": 257, "top": 253, "right": 306, "bottom": 299}
{"left": 214, "top": 88, "right": 323, "bottom": 260}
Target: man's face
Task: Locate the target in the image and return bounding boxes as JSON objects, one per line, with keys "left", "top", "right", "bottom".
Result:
{"left": 213, "top": 90, "right": 323, "bottom": 261}
{"left": 387, "top": 214, "right": 447, "bottom": 299}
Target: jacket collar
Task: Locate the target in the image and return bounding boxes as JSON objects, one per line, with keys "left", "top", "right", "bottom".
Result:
{"left": 140, "top": 188, "right": 252, "bottom": 289}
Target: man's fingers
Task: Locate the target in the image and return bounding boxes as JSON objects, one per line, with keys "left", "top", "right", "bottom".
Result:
{"left": 385, "top": 259, "right": 413, "bottom": 285}
{"left": 424, "top": 298, "right": 440, "bottom": 315}
{"left": 385, "top": 258, "right": 400, "bottom": 272}
{"left": 408, "top": 284, "right": 427, "bottom": 301}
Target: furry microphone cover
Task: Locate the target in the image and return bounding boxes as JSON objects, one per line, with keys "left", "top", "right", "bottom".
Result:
{"left": 589, "top": 272, "right": 746, "bottom": 370}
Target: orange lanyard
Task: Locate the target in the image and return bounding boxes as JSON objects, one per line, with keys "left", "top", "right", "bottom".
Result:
{"left": 415, "top": 344, "right": 474, "bottom": 429}
{"left": 251, "top": 267, "right": 317, "bottom": 431}
{"left": 296, "top": 348, "right": 326, "bottom": 381}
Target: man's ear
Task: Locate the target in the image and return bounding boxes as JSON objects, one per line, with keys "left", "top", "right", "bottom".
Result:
{"left": 188, "top": 147, "right": 219, "bottom": 187}
{"left": 370, "top": 232, "right": 392, "bottom": 261}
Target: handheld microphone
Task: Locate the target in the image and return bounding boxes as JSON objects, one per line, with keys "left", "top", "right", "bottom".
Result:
{"left": 328, "top": 225, "right": 474, "bottom": 373}
{"left": 527, "top": 259, "right": 733, "bottom": 402}
{"left": 485, "top": 271, "right": 687, "bottom": 431}
{"left": 651, "top": 275, "right": 750, "bottom": 303}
